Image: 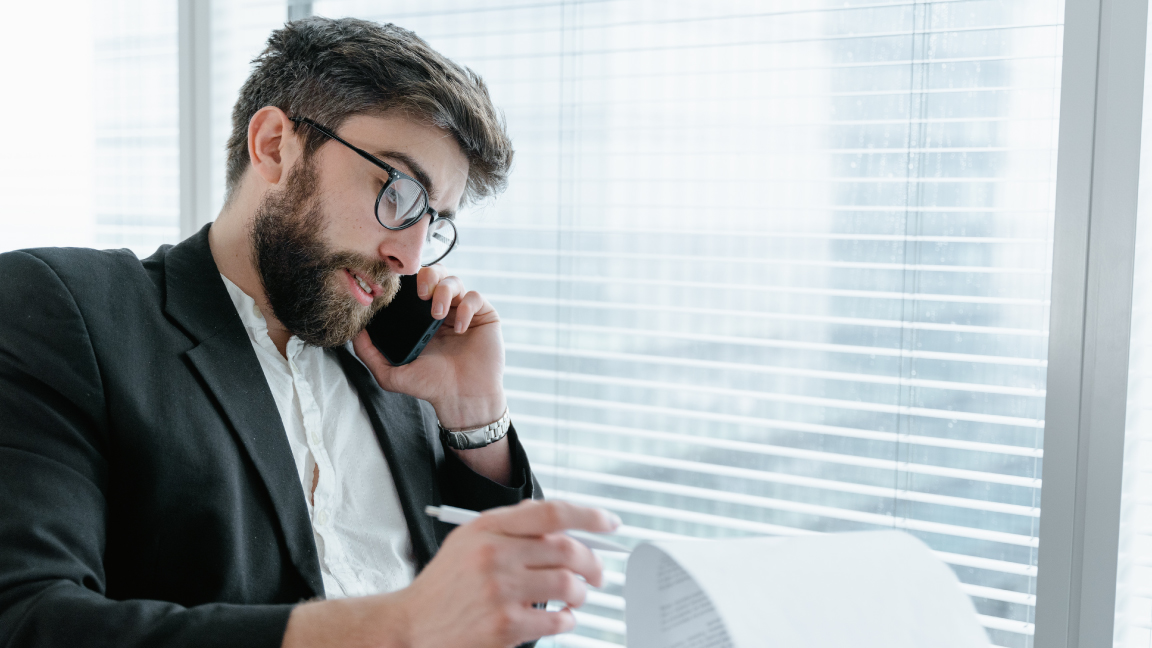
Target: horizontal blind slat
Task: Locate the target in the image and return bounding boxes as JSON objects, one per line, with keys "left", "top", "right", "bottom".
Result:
{"left": 516, "top": 410, "right": 1043, "bottom": 458}
{"left": 466, "top": 269, "right": 1050, "bottom": 307}
{"left": 529, "top": 442, "right": 1038, "bottom": 515}
{"left": 384, "top": 0, "right": 1037, "bottom": 21}
{"left": 457, "top": 22, "right": 1061, "bottom": 63}
{"left": 500, "top": 320, "right": 1048, "bottom": 366}
{"left": 552, "top": 631, "right": 626, "bottom": 645}
{"left": 552, "top": 634, "right": 623, "bottom": 648}
{"left": 507, "top": 366, "right": 1043, "bottom": 428}
{"left": 571, "top": 611, "right": 626, "bottom": 635}
{"left": 543, "top": 490, "right": 1036, "bottom": 577}
{"left": 532, "top": 464, "right": 1039, "bottom": 545}
{"left": 460, "top": 223, "right": 1049, "bottom": 242}
{"left": 493, "top": 300, "right": 1047, "bottom": 339}
{"left": 504, "top": 342, "right": 1046, "bottom": 395}
{"left": 532, "top": 459, "right": 1038, "bottom": 518}
{"left": 465, "top": 245, "right": 1047, "bottom": 274}
{"left": 592, "top": 571, "right": 1036, "bottom": 606}
{"left": 513, "top": 399, "right": 1043, "bottom": 487}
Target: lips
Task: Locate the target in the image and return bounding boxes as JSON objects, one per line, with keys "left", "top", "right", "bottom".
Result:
{"left": 344, "top": 268, "right": 382, "bottom": 306}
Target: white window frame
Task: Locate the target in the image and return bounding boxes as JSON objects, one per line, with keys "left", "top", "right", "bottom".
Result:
{"left": 178, "top": 0, "right": 213, "bottom": 238}
{"left": 1035, "top": 0, "right": 1149, "bottom": 646}
{"left": 175, "top": 1, "right": 1151, "bottom": 645}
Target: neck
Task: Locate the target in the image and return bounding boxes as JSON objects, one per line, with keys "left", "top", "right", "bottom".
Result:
{"left": 209, "top": 186, "right": 293, "bottom": 357}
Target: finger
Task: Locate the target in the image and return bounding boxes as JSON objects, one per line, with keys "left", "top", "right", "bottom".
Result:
{"left": 479, "top": 500, "right": 621, "bottom": 538}
{"left": 351, "top": 329, "right": 381, "bottom": 363}
{"left": 508, "top": 605, "right": 577, "bottom": 643}
{"left": 513, "top": 568, "right": 588, "bottom": 609}
{"left": 416, "top": 265, "right": 446, "bottom": 300}
{"left": 503, "top": 534, "right": 604, "bottom": 588}
{"left": 351, "top": 330, "right": 401, "bottom": 389}
{"left": 450, "top": 291, "right": 486, "bottom": 333}
{"left": 429, "top": 276, "right": 464, "bottom": 320}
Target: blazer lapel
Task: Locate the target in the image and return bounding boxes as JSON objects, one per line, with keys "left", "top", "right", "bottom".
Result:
{"left": 163, "top": 224, "right": 324, "bottom": 598}
{"left": 334, "top": 347, "right": 442, "bottom": 569}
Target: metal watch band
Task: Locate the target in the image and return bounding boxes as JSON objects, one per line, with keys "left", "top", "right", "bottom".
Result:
{"left": 438, "top": 407, "right": 511, "bottom": 450}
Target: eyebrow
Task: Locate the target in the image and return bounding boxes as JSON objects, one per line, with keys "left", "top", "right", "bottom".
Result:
{"left": 374, "top": 149, "right": 438, "bottom": 203}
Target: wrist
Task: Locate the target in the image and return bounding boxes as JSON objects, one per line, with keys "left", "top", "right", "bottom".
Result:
{"left": 431, "top": 393, "right": 507, "bottom": 431}
{"left": 282, "top": 593, "right": 411, "bottom": 648}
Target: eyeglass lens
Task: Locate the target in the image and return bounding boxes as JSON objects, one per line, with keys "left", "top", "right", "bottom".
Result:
{"left": 421, "top": 218, "right": 455, "bottom": 266}
{"left": 376, "top": 175, "right": 456, "bottom": 265}
{"left": 378, "top": 176, "right": 428, "bottom": 227}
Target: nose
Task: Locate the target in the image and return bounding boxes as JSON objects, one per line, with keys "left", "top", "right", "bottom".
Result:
{"left": 378, "top": 216, "right": 428, "bottom": 274}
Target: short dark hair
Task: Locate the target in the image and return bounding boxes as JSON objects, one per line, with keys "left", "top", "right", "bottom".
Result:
{"left": 225, "top": 17, "right": 513, "bottom": 205}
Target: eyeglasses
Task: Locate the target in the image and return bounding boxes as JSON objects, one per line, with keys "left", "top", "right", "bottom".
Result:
{"left": 290, "top": 116, "right": 458, "bottom": 266}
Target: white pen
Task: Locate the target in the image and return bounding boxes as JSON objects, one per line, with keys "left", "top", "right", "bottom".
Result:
{"left": 425, "top": 504, "right": 632, "bottom": 553}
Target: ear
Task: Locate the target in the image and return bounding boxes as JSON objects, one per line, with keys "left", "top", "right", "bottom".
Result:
{"left": 247, "top": 106, "right": 301, "bottom": 186}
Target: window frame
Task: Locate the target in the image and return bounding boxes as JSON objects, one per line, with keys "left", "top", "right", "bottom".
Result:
{"left": 1034, "top": 1, "right": 1149, "bottom": 646}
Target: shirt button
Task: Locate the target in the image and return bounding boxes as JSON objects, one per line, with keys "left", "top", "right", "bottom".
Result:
{"left": 310, "top": 432, "right": 321, "bottom": 445}
{"left": 316, "top": 509, "right": 329, "bottom": 526}
{"left": 252, "top": 304, "right": 262, "bottom": 319}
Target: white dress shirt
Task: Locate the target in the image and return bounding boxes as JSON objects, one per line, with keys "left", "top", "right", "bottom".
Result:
{"left": 222, "top": 275, "right": 416, "bottom": 599}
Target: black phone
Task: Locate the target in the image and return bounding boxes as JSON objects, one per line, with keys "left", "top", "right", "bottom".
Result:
{"left": 365, "top": 274, "right": 445, "bottom": 366}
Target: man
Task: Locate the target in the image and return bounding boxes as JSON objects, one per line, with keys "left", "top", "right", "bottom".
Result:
{"left": 0, "top": 16, "right": 617, "bottom": 648}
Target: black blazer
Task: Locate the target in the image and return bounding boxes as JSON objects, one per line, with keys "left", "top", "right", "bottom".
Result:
{"left": 0, "top": 225, "right": 537, "bottom": 647}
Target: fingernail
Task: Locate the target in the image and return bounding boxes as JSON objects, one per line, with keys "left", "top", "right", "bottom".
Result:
{"left": 455, "top": 321, "right": 465, "bottom": 334}
{"left": 420, "top": 283, "right": 432, "bottom": 298}
{"left": 607, "top": 512, "right": 622, "bottom": 529}
{"left": 433, "top": 304, "right": 445, "bottom": 318}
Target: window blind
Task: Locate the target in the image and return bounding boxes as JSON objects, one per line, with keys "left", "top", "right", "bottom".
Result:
{"left": 313, "top": 2, "right": 1061, "bottom": 647}
{"left": 94, "top": 0, "right": 181, "bottom": 255}
{"left": 208, "top": 0, "right": 287, "bottom": 217}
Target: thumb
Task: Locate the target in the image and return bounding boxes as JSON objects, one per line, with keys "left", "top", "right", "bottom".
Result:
{"left": 351, "top": 330, "right": 402, "bottom": 390}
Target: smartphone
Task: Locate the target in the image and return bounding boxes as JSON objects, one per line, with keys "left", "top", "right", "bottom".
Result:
{"left": 365, "top": 274, "right": 445, "bottom": 366}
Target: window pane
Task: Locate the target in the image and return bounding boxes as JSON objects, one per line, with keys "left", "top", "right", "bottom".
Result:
{"left": 0, "top": 0, "right": 180, "bottom": 256}
{"left": 308, "top": 2, "right": 1059, "bottom": 641}
{"left": 94, "top": 0, "right": 180, "bottom": 253}
{"left": 209, "top": 0, "right": 286, "bottom": 216}
{"left": 309, "top": 1, "right": 1062, "bottom": 646}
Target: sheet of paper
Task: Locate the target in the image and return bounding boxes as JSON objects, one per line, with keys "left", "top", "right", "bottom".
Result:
{"left": 625, "top": 530, "right": 989, "bottom": 648}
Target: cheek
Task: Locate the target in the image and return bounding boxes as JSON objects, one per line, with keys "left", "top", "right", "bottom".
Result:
{"left": 318, "top": 181, "right": 380, "bottom": 240}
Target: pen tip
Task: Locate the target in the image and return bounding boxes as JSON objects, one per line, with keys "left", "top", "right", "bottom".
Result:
{"left": 424, "top": 505, "right": 440, "bottom": 516}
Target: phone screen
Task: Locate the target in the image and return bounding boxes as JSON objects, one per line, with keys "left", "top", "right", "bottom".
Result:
{"left": 364, "top": 274, "right": 445, "bottom": 366}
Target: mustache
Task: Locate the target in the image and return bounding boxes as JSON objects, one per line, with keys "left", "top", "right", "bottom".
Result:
{"left": 325, "top": 251, "right": 394, "bottom": 289}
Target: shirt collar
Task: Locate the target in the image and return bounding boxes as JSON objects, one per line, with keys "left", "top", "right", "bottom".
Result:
{"left": 219, "top": 273, "right": 310, "bottom": 360}
{"left": 220, "top": 274, "right": 359, "bottom": 361}
{"left": 220, "top": 274, "right": 269, "bottom": 335}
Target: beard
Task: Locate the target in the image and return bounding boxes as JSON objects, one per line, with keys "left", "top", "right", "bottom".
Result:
{"left": 250, "top": 157, "right": 401, "bottom": 348}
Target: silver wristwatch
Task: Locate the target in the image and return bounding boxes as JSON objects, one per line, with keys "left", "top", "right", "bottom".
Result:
{"left": 438, "top": 408, "right": 511, "bottom": 450}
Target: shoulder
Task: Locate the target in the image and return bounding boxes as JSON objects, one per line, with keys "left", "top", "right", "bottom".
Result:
{"left": 2, "top": 245, "right": 169, "bottom": 289}
{"left": 2, "top": 245, "right": 175, "bottom": 314}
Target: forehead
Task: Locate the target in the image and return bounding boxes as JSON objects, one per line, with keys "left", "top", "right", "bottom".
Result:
{"left": 334, "top": 112, "right": 470, "bottom": 211}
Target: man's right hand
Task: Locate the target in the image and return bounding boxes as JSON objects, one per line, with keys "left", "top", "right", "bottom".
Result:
{"left": 281, "top": 500, "right": 622, "bottom": 648}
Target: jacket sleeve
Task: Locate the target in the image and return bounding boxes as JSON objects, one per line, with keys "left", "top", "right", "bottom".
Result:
{"left": 438, "top": 426, "right": 544, "bottom": 512}
{"left": 0, "top": 251, "right": 293, "bottom": 648}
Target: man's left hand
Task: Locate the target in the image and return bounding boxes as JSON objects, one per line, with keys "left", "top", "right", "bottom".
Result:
{"left": 352, "top": 265, "right": 506, "bottom": 431}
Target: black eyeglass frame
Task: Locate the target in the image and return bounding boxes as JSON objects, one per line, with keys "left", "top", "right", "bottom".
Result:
{"left": 290, "top": 116, "right": 458, "bottom": 266}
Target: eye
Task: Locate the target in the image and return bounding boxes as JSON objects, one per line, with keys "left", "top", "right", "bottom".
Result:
{"left": 381, "top": 184, "right": 399, "bottom": 206}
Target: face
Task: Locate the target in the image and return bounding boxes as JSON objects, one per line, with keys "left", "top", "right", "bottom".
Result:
{"left": 251, "top": 112, "right": 470, "bottom": 348}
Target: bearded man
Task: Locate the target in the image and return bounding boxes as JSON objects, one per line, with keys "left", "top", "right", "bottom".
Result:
{"left": 0, "top": 17, "right": 615, "bottom": 648}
